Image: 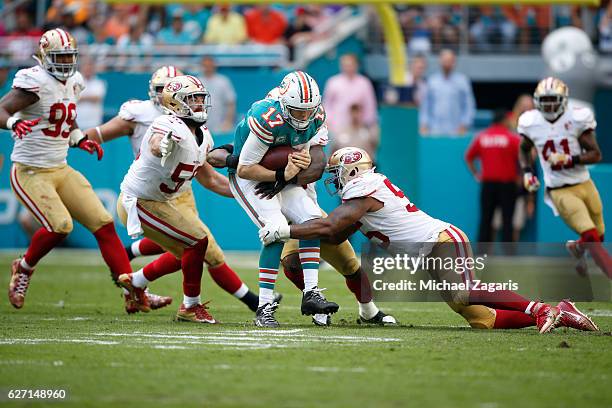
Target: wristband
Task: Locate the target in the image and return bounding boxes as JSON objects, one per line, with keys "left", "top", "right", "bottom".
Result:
{"left": 571, "top": 155, "right": 581, "bottom": 165}
{"left": 95, "top": 126, "right": 104, "bottom": 142}
{"left": 225, "top": 154, "right": 239, "bottom": 169}
{"left": 68, "top": 128, "right": 86, "bottom": 147}
{"left": 6, "top": 116, "right": 19, "bottom": 130}
{"left": 522, "top": 167, "right": 534, "bottom": 174}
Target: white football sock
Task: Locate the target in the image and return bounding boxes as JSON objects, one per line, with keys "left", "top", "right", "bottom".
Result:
{"left": 303, "top": 269, "right": 318, "bottom": 291}
{"left": 524, "top": 301, "right": 537, "bottom": 315}
{"left": 20, "top": 258, "right": 33, "bottom": 271}
{"left": 359, "top": 301, "right": 379, "bottom": 319}
{"left": 233, "top": 283, "right": 249, "bottom": 299}
{"left": 183, "top": 295, "right": 201, "bottom": 308}
{"left": 258, "top": 288, "right": 274, "bottom": 307}
{"left": 131, "top": 240, "right": 143, "bottom": 257}
{"left": 131, "top": 269, "right": 149, "bottom": 289}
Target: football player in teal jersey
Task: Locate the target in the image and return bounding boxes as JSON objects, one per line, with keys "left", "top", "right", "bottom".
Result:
{"left": 228, "top": 71, "right": 339, "bottom": 327}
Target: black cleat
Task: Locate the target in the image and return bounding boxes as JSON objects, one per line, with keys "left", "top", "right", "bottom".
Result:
{"left": 301, "top": 287, "right": 339, "bottom": 316}
{"left": 254, "top": 302, "right": 280, "bottom": 328}
{"left": 358, "top": 311, "right": 398, "bottom": 326}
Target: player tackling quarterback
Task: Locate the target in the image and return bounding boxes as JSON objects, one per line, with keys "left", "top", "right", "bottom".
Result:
{"left": 0, "top": 29, "right": 141, "bottom": 309}
{"left": 518, "top": 77, "right": 611, "bottom": 278}
{"left": 84, "top": 66, "right": 264, "bottom": 315}
{"left": 259, "top": 147, "right": 599, "bottom": 333}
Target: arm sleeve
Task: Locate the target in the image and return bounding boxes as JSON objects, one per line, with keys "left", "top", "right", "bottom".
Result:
{"left": 247, "top": 114, "right": 274, "bottom": 145}
{"left": 238, "top": 131, "right": 271, "bottom": 166}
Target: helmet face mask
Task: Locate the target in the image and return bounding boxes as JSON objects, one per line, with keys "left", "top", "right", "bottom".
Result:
{"left": 534, "top": 77, "right": 568, "bottom": 121}
{"left": 278, "top": 71, "right": 321, "bottom": 130}
{"left": 37, "top": 29, "right": 78, "bottom": 80}
{"left": 161, "top": 75, "right": 211, "bottom": 123}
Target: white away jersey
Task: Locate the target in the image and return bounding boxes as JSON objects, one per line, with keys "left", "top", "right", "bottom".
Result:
{"left": 518, "top": 107, "right": 596, "bottom": 188}
{"left": 10, "top": 65, "right": 85, "bottom": 168}
{"left": 121, "top": 115, "right": 213, "bottom": 201}
{"left": 118, "top": 99, "right": 163, "bottom": 157}
{"left": 341, "top": 172, "right": 449, "bottom": 249}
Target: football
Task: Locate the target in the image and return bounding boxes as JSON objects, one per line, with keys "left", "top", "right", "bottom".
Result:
{"left": 259, "top": 145, "right": 296, "bottom": 170}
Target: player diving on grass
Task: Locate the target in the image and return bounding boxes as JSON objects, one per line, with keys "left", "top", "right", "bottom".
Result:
{"left": 519, "top": 77, "right": 611, "bottom": 278}
{"left": 84, "top": 66, "right": 266, "bottom": 315}
{"left": 224, "top": 71, "right": 339, "bottom": 327}
{"left": 0, "top": 29, "right": 138, "bottom": 309}
{"left": 259, "top": 147, "right": 600, "bottom": 333}
{"left": 116, "top": 75, "right": 233, "bottom": 323}
{"left": 208, "top": 84, "right": 396, "bottom": 326}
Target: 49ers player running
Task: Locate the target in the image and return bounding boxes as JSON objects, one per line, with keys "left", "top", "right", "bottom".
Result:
{"left": 84, "top": 66, "right": 262, "bottom": 314}
{"left": 260, "top": 147, "right": 599, "bottom": 333}
{"left": 519, "top": 77, "right": 611, "bottom": 278}
{"left": 117, "top": 75, "right": 231, "bottom": 323}
{"left": 0, "top": 29, "right": 144, "bottom": 310}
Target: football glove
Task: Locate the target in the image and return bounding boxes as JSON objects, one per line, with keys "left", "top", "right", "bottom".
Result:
{"left": 160, "top": 131, "right": 181, "bottom": 166}
{"left": 547, "top": 152, "right": 572, "bottom": 167}
{"left": 77, "top": 138, "right": 104, "bottom": 160}
{"left": 523, "top": 172, "right": 540, "bottom": 193}
{"left": 255, "top": 180, "right": 287, "bottom": 199}
{"left": 7, "top": 117, "right": 41, "bottom": 139}
{"left": 259, "top": 221, "right": 290, "bottom": 246}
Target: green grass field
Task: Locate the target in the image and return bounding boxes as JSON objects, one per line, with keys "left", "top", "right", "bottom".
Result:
{"left": 0, "top": 250, "right": 611, "bottom": 408}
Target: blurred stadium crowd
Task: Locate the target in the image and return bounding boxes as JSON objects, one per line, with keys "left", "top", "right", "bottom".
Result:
{"left": 0, "top": 1, "right": 611, "bottom": 68}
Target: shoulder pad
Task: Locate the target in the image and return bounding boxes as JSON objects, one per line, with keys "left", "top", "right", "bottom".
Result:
{"left": 517, "top": 109, "right": 540, "bottom": 136}
{"left": 341, "top": 172, "right": 384, "bottom": 201}
{"left": 571, "top": 107, "right": 596, "bottom": 132}
{"left": 149, "top": 115, "right": 176, "bottom": 135}
{"left": 118, "top": 99, "right": 152, "bottom": 122}
{"left": 12, "top": 67, "right": 45, "bottom": 95}
{"left": 247, "top": 99, "right": 277, "bottom": 145}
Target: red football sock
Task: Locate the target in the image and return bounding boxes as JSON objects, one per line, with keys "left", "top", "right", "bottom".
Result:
{"left": 283, "top": 264, "right": 305, "bottom": 291}
{"left": 344, "top": 269, "right": 373, "bottom": 303}
{"left": 138, "top": 238, "right": 164, "bottom": 256}
{"left": 143, "top": 252, "right": 181, "bottom": 282}
{"left": 493, "top": 309, "right": 535, "bottom": 329}
{"left": 93, "top": 222, "right": 132, "bottom": 280}
{"left": 181, "top": 238, "right": 207, "bottom": 297}
{"left": 580, "top": 229, "right": 612, "bottom": 278}
{"left": 468, "top": 289, "right": 532, "bottom": 313}
{"left": 23, "top": 228, "right": 66, "bottom": 267}
{"left": 208, "top": 263, "right": 243, "bottom": 295}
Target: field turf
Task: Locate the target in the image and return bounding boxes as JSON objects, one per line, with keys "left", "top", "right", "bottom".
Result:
{"left": 0, "top": 250, "right": 611, "bottom": 408}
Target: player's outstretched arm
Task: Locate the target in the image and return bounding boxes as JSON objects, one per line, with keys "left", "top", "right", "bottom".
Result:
{"left": 577, "top": 130, "right": 602, "bottom": 164}
{"left": 295, "top": 145, "right": 326, "bottom": 185}
{"left": 195, "top": 162, "right": 233, "bottom": 198}
{"left": 84, "top": 116, "right": 135, "bottom": 144}
{"left": 518, "top": 135, "right": 536, "bottom": 171}
{"left": 0, "top": 89, "right": 40, "bottom": 137}
{"left": 291, "top": 198, "right": 373, "bottom": 243}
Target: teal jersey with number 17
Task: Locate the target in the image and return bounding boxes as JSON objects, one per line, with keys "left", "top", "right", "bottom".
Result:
{"left": 231, "top": 98, "right": 326, "bottom": 172}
